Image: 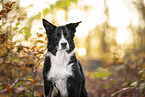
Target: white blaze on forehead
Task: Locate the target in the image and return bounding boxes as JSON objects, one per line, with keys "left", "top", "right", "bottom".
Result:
{"left": 61, "top": 30, "right": 65, "bottom": 39}
{"left": 57, "top": 30, "right": 69, "bottom": 50}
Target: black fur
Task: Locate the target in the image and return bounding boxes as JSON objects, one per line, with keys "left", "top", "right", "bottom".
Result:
{"left": 42, "top": 19, "right": 88, "bottom": 97}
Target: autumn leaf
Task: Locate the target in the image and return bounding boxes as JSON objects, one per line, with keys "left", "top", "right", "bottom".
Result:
{"left": 11, "top": 2, "right": 16, "bottom": 5}
{"left": 23, "top": 49, "right": 29, "bottom": 53}
{"left": 27, "top": 78, "right": 34, "bottom": 81}
{"left": 31, "top": 46, "right": 36, "bottom": 50}
{"left": 37, "top": 45, "right": 45, "bottom": 50}
{"left": 2, "top": 84, "right": 12, "bottom": 93}
{"left": 24, "top": 46, "right": 30, "bottom": 49}
{"left": 0, "top": 10, "right": 6, "bottom": 14}
{"left": 0, "top": 2, "right": 16, "bottom": 19}
{"left": 0, "top": 10, "right": 7, "bottom": 18}
{"left": 25, "top": 60, "right": 30, "bottom": 65}
{"left": 36, "top": 40, "right": 44, "bottom": 43}
{"left": 37, "top": 33, "right": 43, "bottom": 37}
{"left": 5, "top": 2, "right": 16, "bottom": 12}
{"left": 37, "top": 50, "right": 44, "bottom": 54}
{"left": 28, "top": 79, "right": 38, "bottom": 86}
{"left": 5, "top": 3, "right": 12, "bottom": 11}
{"left": 45, "top": 36, "right": 47, "bottom": 40}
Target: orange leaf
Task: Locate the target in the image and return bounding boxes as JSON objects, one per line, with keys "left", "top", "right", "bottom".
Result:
{"left": 23, "top": 49, "right": 29, "bottom": 53}
{"left": 5, "top": 3, "right": 11, "bottom": 8}
{"left": 3, "top": 84, "right": 12, "bottom": 93}
{"left": 24, "top": 46, "right": 30, "bottom": 49}
{"left": 37, "top": 50, "right": 44, "bottom": 54}
{"left": 0, "top": 10, "right": 6, "bottom": 14}
{"left": 0, "top": 10, "right": 6, "bottom": 17}
{"left": 143, "top": 64, "right": 145, "bottom": 68}
{"left": 11, "top": 2, "right": 16, "bottom": 5}
{"left": 37, "top": 45, "right": 45, "bottom": 50}
{"left": 28, "top": 79, "right": 38, "bottom": 86}
{"left": 36, "top": 40, "right": 44, "bottom": 43}
{"left": 25, "top": 60, "right": 30, "bottom": 65}
{"left": 0, "top": 39, "right": 4, "bottom": 42}
{"left": 31, "top": 46, "right": 36, "bottom": 50}
{"left": 37, "top": 33, "right": 43, "bottom": 37}
{"left": 45, "top": 37, "right": 47, "bottom": 40}
{"left": 17, "top": 17, "right": 24, "bottom": 21}
{"left": 5, "top": 2, "right": 16, "bottom": 8}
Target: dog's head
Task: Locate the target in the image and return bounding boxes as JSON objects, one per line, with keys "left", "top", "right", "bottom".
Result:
{"left": 42, "top": 19, "right": 81, "bottom": 55}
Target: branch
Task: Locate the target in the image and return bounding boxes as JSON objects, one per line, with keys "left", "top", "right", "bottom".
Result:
{"left": 0, "top": 78, "right": 19, "bottom": 93}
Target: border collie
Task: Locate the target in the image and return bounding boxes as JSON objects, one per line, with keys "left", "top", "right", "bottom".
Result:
{"left": 42, "top": 19, "right": 88, "bottom": 97}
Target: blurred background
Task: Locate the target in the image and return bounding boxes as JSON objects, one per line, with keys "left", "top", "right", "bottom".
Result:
{"left": 0, "top": 0, "right": 145, "bottom": 97}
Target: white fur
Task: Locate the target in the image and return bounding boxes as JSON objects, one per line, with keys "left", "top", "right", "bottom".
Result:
{"left": 47, "top": 49, "right": 75, "bottom": 97}
{"left": 58, "top": 30, "right": 69, "bottom": 51}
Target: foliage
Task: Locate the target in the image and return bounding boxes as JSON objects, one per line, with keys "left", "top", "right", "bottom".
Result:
{"left": 51, "top": 0, "right": 78, "bottom": 10}
{"left": 0, "top": 2, "right": 45, "bottom": 96}
{"left": 86, "top": 53, "right": 145, "bottom": 97}
{"left": 86, "top": 67, "right": 112, "bottom": 79}
{"left": 0, "top": 2, "right": 15, "bottom": 19}
{"left": 111, "top": 54, "right": 145, "bottom": 97}
{"left": 1, "top": 0, "right": 145, "bottom": 97}
{"left": 0, "top": 0, "right": 80, "bottom": 96}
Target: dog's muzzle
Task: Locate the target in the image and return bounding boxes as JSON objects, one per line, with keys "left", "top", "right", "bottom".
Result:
{"left": 58, "top": 39, "right": 69, "bottom": 51}
{"left": 61, "top": 43, "right": 67, "bottom": 49}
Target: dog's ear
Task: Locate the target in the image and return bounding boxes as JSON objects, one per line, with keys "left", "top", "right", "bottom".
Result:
{"left": 42, "top": 19, "right": 56, "bottom": 34}
{"left": 66, "top": 21, "right": 82, "bottom": 31}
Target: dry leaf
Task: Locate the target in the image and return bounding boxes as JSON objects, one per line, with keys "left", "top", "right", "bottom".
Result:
{"left": 2, "top": 84, "right": 12, "bottom": 93}
{"left": 28, "top": 79, "right": 38, "bottom": 86}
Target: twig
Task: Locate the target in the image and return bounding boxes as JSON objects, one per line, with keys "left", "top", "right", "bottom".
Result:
{"left": 0, "top": 78, "right": 19, "bottom": 93}
{"left": 111, "top": 86, "right": 136, "bottom": 97}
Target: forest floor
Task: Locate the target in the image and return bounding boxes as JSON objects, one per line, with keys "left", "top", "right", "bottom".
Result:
{"left": 34, "top": 54, "right": 145, "bottom": 97}
{"left": 0, "top": 53, "right": 145, "bottom": 97}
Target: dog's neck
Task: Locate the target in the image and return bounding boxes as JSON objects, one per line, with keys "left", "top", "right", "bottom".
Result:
{"left": 47, "top": 45, "right": 75, "bottom": 56}
{"left": 47, "top": 49, "right": 75, "bottom": 64}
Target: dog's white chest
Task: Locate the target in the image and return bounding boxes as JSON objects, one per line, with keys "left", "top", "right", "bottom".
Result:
{"left": 47, "top": 50, "right": 74, "bottom": 96}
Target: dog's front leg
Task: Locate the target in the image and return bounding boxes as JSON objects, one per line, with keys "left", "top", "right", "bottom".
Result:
{"left": 68, "top": 84, "right": 81, "bottom": 97}
{"left": 67, "top": 78, "right": 81, "bottom": 97}
{"left": 44, "top": 81, "right": 54, "bottom": 97}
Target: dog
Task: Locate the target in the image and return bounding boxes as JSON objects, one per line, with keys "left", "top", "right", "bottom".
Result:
{"left": 42, "top": 19, "right": 88, "bottom": 97}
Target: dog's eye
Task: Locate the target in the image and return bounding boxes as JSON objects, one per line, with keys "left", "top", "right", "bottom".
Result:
{"left": 66, "top": 34, "right": 70, "bottom": 37}
{"left": 54, "top": 35, "right": 58, "bottom": 39}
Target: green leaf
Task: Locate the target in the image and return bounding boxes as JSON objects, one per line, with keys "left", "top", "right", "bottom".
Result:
{"left": 2, "top": 22, "right": 6, "bottom": 25}
{"left": 16, "top": 22, "right": 20, "bottom": 26}
{"left": 12, "top": 58, "right": 19, "bottom": 63}
{"left": 99, "top": 83, "right": 110, "bottom": 88}
{"left": 65, "top": 0, "right": 71, "bottom": 6}
{"left": 14, "top": 81, "right": 23, "bottom": 88}
{"left": 42, "top": 8, "right": 49, "bottom": 17}
{"left": 93, "top": 67, "right": 112, "bottom": 78}
{"left": 14, "top": 27, "right": 18, "bottom": 31}
{"left": 2, "top": 46, "right": 7, "bottom": 53}
{"left": 0, "top": 85, "right": 3, "bottom": 90}
{"left": 21, "top": 27, "right": 31, "bottom": 37}
{"left": 24, "top": 30, "right": 31, "bottom": 37}
{"left": 36, "top": 12, "right": 41, "bottom": 20}
{"left": 50, "top": 5, "right": 54, "bottom": 10}
{"left": 21, "top": 27, "right": 29, "bottom": 30}
{"left": 19, "top": 30, "right": 22, "bottom": 34}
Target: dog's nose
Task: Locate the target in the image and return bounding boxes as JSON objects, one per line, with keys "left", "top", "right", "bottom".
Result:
{"left": 61, "top": 43, "right": 67, "bottom": 48}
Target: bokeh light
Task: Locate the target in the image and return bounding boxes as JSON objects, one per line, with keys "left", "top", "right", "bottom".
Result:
{"left": 77, "top": 47, "right": 86, "bottom": 57}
